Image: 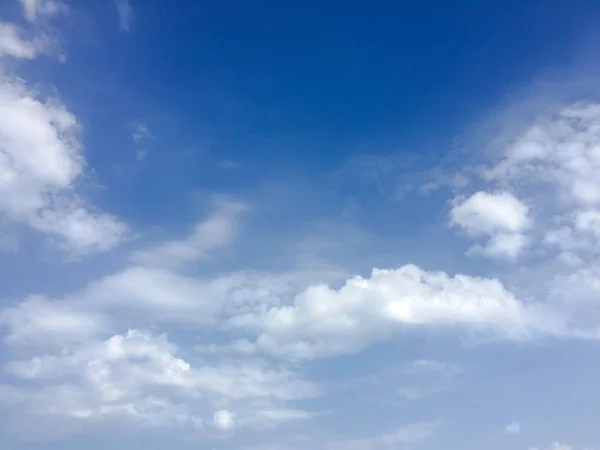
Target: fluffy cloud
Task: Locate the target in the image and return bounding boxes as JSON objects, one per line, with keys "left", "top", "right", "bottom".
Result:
{"left": 485, "top": 104, "right": 600, "bottom": 205}
{"left": 3, "top": 330, "right": 318, "bottom": 428}
{"left": 449, "top": 103, "right": 600, "bottom": 266}
{"left": 476, "top": 103, "right": 600, "bottom": 263}
{"left": 227, "top": 264, "right": 557, "bottom": 359}
{"left": 451, "top": 191, "right": 529, "bottom": 235}
{"left": 450, "top": 191, "right": 529, "bottom": 259}
{"left": 0, "top": 76, "right": 126, "bottom": 253}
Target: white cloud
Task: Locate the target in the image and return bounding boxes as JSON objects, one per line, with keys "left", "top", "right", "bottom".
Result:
{"left": 486, "top": 104, "right": 600, "bottom": 205}
{"left": 469, "top": 231, "right": 528, "bottom": 260}
{"left": 0, "top": 2, "right": 64, "bottom": 59}
{"left": 227, "top": 264, "right": 556, "bottom": 359}
{"left": 452, "top": 101, "right": 600, "bottom": 326}
{"left": 0, "top": 266, "right": 316, "bottom": 349}
{"left": 0, "top": 23, "right": 41, "bottom": 58}
{"left": 115, "top": 0, "right": 133, "bottom": 33}
{"left": 450, "top": 191, "right": 529, "bottom": 259}
{"left": 504, "top": 420, "right": 520, "bottom": 434}
{"left": 214, "top": 409, "right": 234, "bottom": 431}
{"left": 479, "top": 103, "right": 600, "bottom": 262}
{"left": 19, "top": 0, "right": 62, "bottom": 22}
{"left": 0, "top": 76, "right": 126, "bottom": 254}
{"left": 450, "top": 191, "right": 529, "bottom": 235}
{"left": 0, "top": 295, "right": 107, "bottom": 347}
{"left": 132, "top": 199, "right": 248, "bottom": 268}
{"left": 3, "top": 329, "right": 318, "bottom": 429}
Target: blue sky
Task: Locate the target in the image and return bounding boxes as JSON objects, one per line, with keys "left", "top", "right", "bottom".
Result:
{"left": 1, "top": 1, "right": 600, "bottom": 449}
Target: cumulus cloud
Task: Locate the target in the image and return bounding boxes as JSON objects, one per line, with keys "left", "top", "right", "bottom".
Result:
{"left": 227, "top": 264, "right": 559, "bottom": 359}
{"left": 485, "top": 104, "right": 600, "bottom": 205}
{"left": 448, "top": 102, "right": 600, "bottom": 330}
{"left": 3, "top": 253, "right": 582, "bottom": 365}
{"left": 451, "top": 191, "right": 529, "bottom": 235}
{"left": 3, "top": 330, "right": 318, "bottom": 428}
{"left": 450, "top": 191, "right": 530, "bottom": 259}
{"left": 476, "top": 103, "right": 600, "bottom": 264}
{"left": 0, "top": 76, "right": 126, "bottom": 254}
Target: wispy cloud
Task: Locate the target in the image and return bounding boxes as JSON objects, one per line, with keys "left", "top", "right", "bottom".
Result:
{"left": 115, "top": 0, "right": 133, "bottom": 33}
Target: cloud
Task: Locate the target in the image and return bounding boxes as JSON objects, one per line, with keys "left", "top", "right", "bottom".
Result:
{"left": 0, "top": 295, "right": 108, "bottom": 347}
{"left": 450, "top": 191, "right": 530, "bottom": 260}
{"left": 19, "top": 0, "right": 62, "bottom": 23}
{"left": 253, "top": 408, "right": 316, "bottom": 427}
{"left": 0, "top": 268, "right": 296, "bottom": 347}
{"left": 396, "top": 386, "right": 439, "bottom": 400}
{"left": 484, "top": 104, "right": 600, "bottom": 204}
{"left": 469, "top": 103, "right": 600, "bottom": 264}
{"left": 403, "top": 359, "right": 463, "bottom": 376}
{"left": 0, "top": 75, "right": 126, "bottom": 254}
{"left": 131, "top": 120, "right": 151, "bottom": 161}
{"left": 530, "top": 443, "right": 580, "bottom": 450}
{"left": 450, "top": 101, "right": 600, "bottom": 327}
{"left": 227, "top": 264, "right": 556, "bottom": 359}
{"left": 326, "top": 421, "right": 442, "bottom": 450}
{"left": 504, "top": 420, "right": 520, "bottom": 434}
{"left": 132, "top": 199, "right": 248, "bottom": 268}
{"left": 115, "top": 0, "right": 133, "bottom": 33}
{"left": 213, "top": 409, "right": 234, "bottom": 431}
{"left": 0, "top": 23, "right": 43, "bottom": 58}
{"left": 0, "top": 2, "right": 64, "bottom": 59}
{"left": 3, "top": 330, "right": 318, "bottom": 429}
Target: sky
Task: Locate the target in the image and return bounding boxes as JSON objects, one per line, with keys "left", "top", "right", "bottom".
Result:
{"left": 1, "top": 1, "right": 600, "bottom": 449}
